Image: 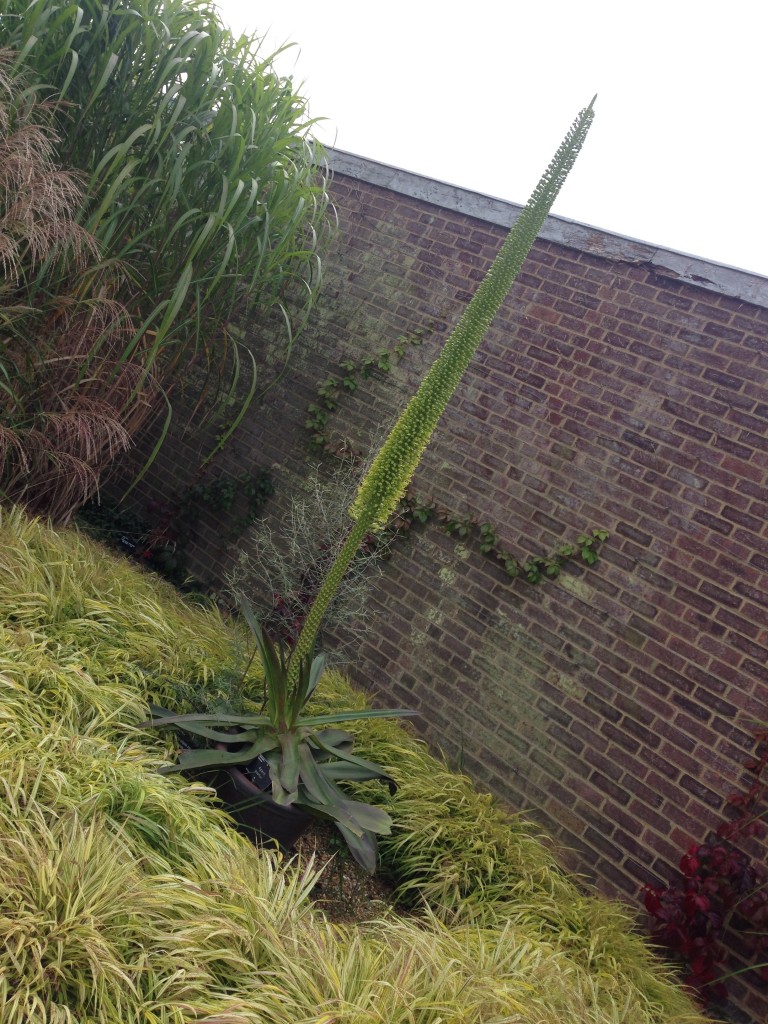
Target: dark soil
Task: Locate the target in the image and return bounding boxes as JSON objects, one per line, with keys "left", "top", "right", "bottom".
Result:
{"left": 293, "top": 820, "right": 401, "bottom": 924}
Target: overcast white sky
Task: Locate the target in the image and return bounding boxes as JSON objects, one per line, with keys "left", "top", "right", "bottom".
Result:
{"left": 217, "top": 1, "right": 768, "bottom": 277}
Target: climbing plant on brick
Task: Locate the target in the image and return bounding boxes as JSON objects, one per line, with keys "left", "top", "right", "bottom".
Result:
{"left": 305, "top": 324, "right": 609, "bottom": 583}
{"left": 306, "top": 328, "right": 429, "bottom": 454}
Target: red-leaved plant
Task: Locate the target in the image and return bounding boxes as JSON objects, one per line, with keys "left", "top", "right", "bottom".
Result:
{"left": 644, "top": 730, "right": 768, "bottom": 1002}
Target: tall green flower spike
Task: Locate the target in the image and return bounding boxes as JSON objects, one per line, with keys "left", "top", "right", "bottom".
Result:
{"left": 288, "top": 98, "right": 596, "bottom": 686}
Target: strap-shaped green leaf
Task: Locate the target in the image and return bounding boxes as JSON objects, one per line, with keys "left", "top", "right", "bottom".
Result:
{"left": 275, "top": 733, "right": 301, "bottom": 804}
{"left": 297, "top": 747, "right": 368, "bottom": 834}
{"left": 333, "top": 798, "right": 392, "bottom": 836}
{"left": 310, "top": 728, "right": 355, "bottom": 747}
{"left": 321, "top": 761, "right": 395, "bottom": 784}
{"left": 266, "top": 749, "right": 294, "bottom": 805}
{"left": 311, "top": 732, "right": 395, "bottom": 789}
{"left": 307, "top": 652, "right": 326, "bottom": 696}
{"left": 142, "top": 707, "right": 271, "bottom": 729}
{"left": 298, "top": 709, "right": 418, "bottom": 727}
{"left": 334, "top": 823, "right": 378, "bottom": 874}
{"left": 169, "top": 735, "right": 277, "bottom": 772}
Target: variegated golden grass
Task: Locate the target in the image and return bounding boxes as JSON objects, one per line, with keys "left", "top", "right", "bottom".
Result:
{"left": 0, "top": 507, "right": 707, "bottom": 1023}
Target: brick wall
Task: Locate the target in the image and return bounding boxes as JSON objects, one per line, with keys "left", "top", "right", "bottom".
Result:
{"left": 115, "top": 154, "right": 768, "bottom": 1015}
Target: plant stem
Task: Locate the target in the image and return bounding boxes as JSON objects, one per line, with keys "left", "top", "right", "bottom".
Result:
{"left": 288, "top": 518, "right": 371, "bottom": 686}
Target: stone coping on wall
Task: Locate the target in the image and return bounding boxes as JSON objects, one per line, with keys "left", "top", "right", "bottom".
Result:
{"left": 328, "top": 149, "right": 768, "bottom": 309}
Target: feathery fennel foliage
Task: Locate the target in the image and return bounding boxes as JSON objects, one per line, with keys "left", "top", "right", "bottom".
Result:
{"left": 288, "top": 100, "right": 595, "bottom": 685}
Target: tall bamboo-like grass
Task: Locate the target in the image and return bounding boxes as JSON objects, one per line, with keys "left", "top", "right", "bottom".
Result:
{"left": 0, "top": 508, "right": 708, "bottom": 1023}
{"left": 2, "top": 0, "right": 331, "bottom": 474}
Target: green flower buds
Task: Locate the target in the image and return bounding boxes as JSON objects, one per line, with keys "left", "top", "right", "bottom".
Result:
{"left": 288, "top": 99, "right": 596, "bottom": 685}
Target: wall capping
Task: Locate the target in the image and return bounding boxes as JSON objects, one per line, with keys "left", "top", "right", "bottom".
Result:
{"left": 328, "top": 149, "right": 768, "bottom": 308}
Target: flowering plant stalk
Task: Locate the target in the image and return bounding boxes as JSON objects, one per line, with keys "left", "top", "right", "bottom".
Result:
{"left": 287, "top": 98, "right": 596, "bottom": 688}
{"left": 145, "top": 101, "right": 595, "bottom": 872}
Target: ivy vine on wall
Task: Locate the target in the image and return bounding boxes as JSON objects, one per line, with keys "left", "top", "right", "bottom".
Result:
{"left": 305, "top": 329, "right": 608, "bottom": 583}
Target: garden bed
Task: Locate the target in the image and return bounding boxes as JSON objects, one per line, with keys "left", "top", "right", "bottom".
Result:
{"left": 0, "top": 508, "right": 708, "bottom": 1023}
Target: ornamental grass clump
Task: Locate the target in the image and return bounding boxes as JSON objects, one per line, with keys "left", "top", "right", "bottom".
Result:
{"left": 0, "top": 504, "right": 239, "bottom": 704}
{"left": 324, "top": 703, "right": 703, "bottom": 1022}
{"left": 3, "top": 0, "right": 331, "bottom": 478}
{"left": 0, "top": 508, "right": 708, "bottom": 1022}
{"left": 0, "top": 51, "right": 155, "bottom": 521}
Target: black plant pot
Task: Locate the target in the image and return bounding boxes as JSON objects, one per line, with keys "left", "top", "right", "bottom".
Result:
{"left": 169, "top": 721, "right": 312, "bottom": 852}
{"left": 209, "top": 761, "right": 313, "bottom": 851}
